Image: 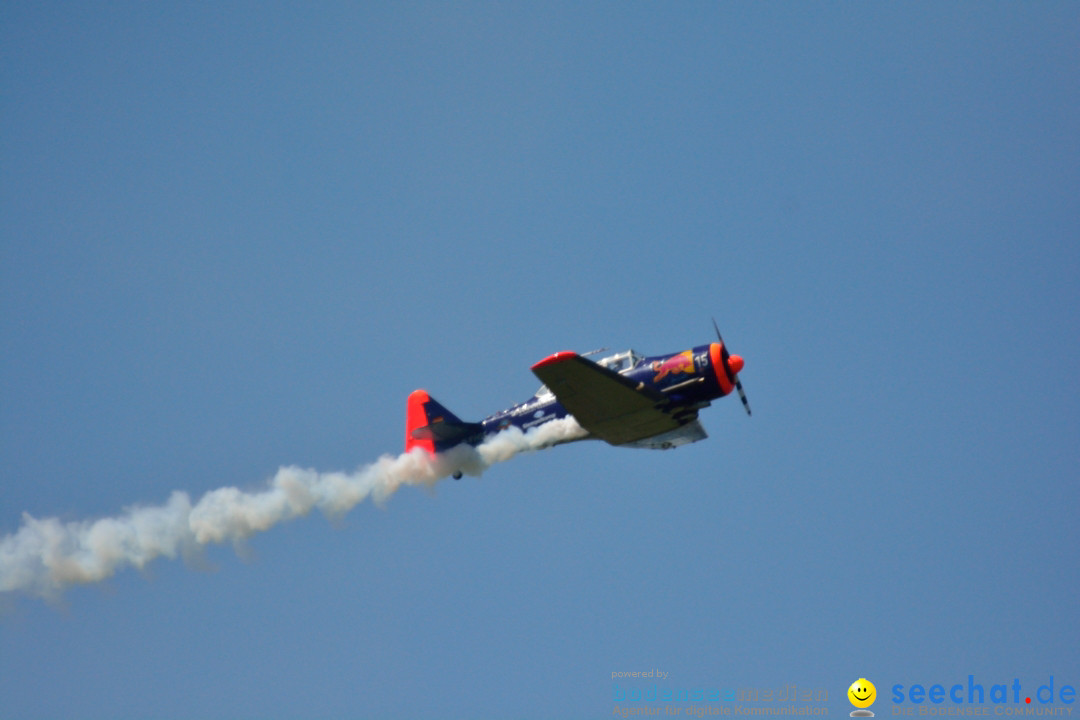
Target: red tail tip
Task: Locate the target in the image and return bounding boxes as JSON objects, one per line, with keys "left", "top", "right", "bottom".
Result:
{"left": 405, "top": 389, "right": 435, "bottom": 454}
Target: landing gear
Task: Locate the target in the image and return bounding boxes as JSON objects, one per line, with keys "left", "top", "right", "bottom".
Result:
{"left": 452, "top": 471, "right": 463, "bottom": 480}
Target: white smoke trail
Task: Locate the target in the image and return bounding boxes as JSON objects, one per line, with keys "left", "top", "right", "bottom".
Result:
{"left": 0, "top": 418, "right": 587, "bottom": 599}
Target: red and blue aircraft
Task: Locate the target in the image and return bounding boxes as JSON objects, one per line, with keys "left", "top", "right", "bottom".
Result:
{"left": 406, "top": 323, "right": 750, "bottom": 477}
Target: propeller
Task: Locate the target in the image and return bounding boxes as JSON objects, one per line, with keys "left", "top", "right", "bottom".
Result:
{"left": 712, "top": 318, "right": 751, "bottom": 416}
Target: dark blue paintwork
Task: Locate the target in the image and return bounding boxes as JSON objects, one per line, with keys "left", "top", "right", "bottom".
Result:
{"left": 476, "top": 344, "right": 731, "bottom": 443}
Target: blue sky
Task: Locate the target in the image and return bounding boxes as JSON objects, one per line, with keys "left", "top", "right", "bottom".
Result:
{"left": 2, "top": 3, "right": 1077, "bottom": 719}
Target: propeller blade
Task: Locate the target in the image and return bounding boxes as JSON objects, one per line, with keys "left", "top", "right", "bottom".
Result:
{"left": 711, "top": 317, "right": 751, "bottom": 416}
{"left": 735, "top": 378, "right": 752, "bottom": 416}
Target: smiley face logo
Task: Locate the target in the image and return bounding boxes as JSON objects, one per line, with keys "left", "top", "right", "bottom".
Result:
{"left": 848, "top": 678, "right": 876, "bottom": 709}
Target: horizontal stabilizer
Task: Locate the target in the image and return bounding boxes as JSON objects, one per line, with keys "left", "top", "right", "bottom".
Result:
{"left": 410, "top": 420, "right": 484, "bottom": 444}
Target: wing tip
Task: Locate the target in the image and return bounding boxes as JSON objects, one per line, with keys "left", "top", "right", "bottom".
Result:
{"left": 531, "top": 351, "right": 578, "bottom": 371}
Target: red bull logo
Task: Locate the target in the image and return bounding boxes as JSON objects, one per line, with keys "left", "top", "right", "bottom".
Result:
{"left": 652, "top": 351, "right": 696, "bottom": 382}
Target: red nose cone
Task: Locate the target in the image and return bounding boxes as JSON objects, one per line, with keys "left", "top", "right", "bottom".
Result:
{"left": 728, "top": 355, "right": 744, "bottom": 375}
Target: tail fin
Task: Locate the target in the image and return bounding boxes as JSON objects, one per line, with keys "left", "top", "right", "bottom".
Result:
{"left": 405, "top": 390, "right": 483, "bottom": 454}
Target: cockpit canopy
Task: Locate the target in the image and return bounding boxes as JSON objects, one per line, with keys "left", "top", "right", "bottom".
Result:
{"left": 596, "top": 349, "right": 642, "bottom": 374}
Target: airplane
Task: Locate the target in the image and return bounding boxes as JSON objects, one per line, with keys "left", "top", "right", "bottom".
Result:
{"left": 405, "top": 322, "right": 750, "bottom": 478}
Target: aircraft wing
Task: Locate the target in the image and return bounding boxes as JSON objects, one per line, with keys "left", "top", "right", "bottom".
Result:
{"left": 531, "top": 352, "right": 691, "bottom": 446}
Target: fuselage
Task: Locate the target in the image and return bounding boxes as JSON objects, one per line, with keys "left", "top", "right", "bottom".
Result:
{"left": 479, "top": 344, "right": 735, "bottom": 444}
